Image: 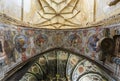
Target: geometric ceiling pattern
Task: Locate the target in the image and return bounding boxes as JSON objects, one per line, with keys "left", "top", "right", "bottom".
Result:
{"left": 35, "top": 0, "right": 82, "bottom": 29}
{"left": 0, "top": 0, "right": 120, "bottom": 29}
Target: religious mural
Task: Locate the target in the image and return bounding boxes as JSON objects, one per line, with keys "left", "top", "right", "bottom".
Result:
{"left": 0, "top": 23, "right": 120, "bottom": 80}
{"left": 14, "top": 34, "right": 28, "bottom": 53}
{"left": 35, "top": 33, "right": 48, "bottom": 47}
{"left": 68, "top": 32, "right": 82, "bottom": 47}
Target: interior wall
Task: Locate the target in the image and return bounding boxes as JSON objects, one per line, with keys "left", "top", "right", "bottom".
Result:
{"left": 0, "top": 0, "right": 22, "bottom": 20}
{"left": 0, "top": 23, "right": 120, "bottom": 80}
{"left": 96, "top": 0, "right": 120, "bottom": 22}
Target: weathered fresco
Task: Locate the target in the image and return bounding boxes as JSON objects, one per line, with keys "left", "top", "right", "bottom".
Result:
{"left": 0, "top": 23, "right": 120, "bottom": 80}
{"left": 20, "top": 50, "right": 114, "bottom": 81}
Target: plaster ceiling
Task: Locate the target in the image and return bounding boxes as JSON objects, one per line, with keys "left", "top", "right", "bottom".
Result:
{"left": 35, "top": 0, "right": 82, "bottom": 28}
{"left": 0, "top": 0, "right": 120, "bottom": 29}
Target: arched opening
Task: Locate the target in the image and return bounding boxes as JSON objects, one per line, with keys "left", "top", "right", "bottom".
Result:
{"left": 3, "top": 48, "right": 115, "bottom": 81}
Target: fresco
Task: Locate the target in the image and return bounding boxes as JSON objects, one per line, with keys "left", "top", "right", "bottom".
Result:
{"left": 114, "top": 35, "right": 120, "bottom": 57}
{"left": 78, "top": 73, "right": 107, "bottom": 81}
{"left": 66, "top": 54, "right": 83, "bottom": 79}
{"left": 88, "top": 34, "right": 100, "bottom": 52}
{"left": 68, "top": 33, "right": 82, "bottom": 47}
{"left": 19, "top": 73, "right": 37, "bottom": 81}
{"left": 20, "top": 50, "right": 114, "bottom": 81}
{"left": 0, "top": 30, "right": 6, "bottom": 67}
{"left": 14, "top": 34, "right": 28, "bottom": 53}
{"left": 35, "top": 33, "right": 48, "bottom": 47}
{"left": 72, "top": 59, "right": 110, "bottom": 81}
{"left": 0, "top": 23, "right": 120, "bottom": 80}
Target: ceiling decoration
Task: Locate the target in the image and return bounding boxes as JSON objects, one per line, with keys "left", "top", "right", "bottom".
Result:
{"left": 20, "top": 50, "right": 114, "bottom": 81}
{"left": 0, "top": 0, "right": 120, "bottom": 29}
{"left": 35, "top": 0, "right": 82, "bottom": 29}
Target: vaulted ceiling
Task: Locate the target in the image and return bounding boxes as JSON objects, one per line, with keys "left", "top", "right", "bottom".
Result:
{"left": 0, "top": 0, "right": 120, "bottom": 29}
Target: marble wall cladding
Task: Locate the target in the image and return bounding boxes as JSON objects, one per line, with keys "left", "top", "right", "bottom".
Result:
{"left": 0, "top": 23, "right": 120, "bottom": 79}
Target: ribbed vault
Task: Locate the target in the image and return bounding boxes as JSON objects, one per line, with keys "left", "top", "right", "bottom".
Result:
{"left": 0, "top": 0, "right": 120, "bottom": 29}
